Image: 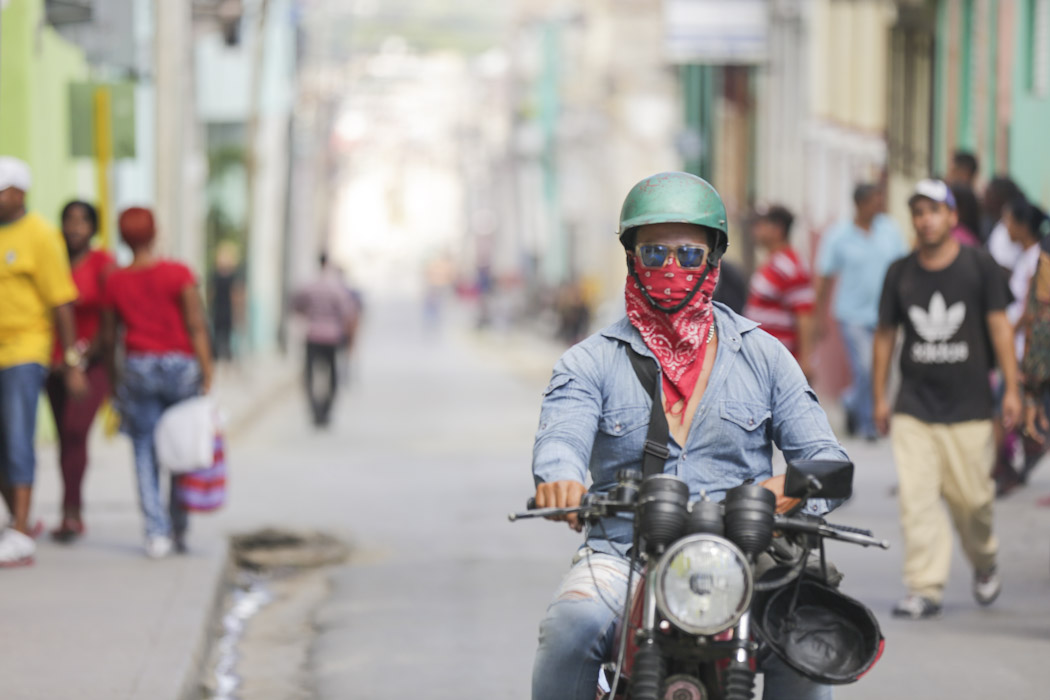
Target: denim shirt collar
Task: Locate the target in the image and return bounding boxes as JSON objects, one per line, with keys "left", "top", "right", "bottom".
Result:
{"left": 598, "top": 302, "right": 760, "bottom": 358}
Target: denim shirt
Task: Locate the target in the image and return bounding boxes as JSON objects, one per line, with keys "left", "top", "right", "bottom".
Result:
{"left": 532, "top": 303, "right": 848, "bottom": 557}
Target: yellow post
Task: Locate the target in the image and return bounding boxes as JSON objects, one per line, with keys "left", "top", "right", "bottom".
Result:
{"left": 93, "top": 86, "right": 112, "bottom": 249}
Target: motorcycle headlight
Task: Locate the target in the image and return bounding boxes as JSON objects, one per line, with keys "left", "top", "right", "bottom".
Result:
{"left": 654, "top": 534, "right": 753, "bottom": 636}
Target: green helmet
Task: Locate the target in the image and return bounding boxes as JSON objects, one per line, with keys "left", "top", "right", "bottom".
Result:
{"left": 617, "top": 172, "right": 729, "bottom": 262}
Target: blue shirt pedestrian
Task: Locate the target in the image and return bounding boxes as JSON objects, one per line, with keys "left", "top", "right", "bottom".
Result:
{"left": 817, "top": 213, "right": 907, "bottom": 329}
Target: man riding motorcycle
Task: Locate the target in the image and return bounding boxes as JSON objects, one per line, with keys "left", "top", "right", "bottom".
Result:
{"left": 531, "top": 172, "right": 848, "bottom": 700}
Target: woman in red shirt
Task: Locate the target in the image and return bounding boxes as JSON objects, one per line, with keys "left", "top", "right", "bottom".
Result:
{"left": 102, "top": 207, "right": 213, "bottom": 558}
{"left": 46, "top": 201, "right": 115, "bottom": 542}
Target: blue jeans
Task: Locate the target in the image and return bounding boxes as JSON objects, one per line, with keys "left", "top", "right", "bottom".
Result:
{"left": 838, "top": 322, "right": 876, "bottom": 438}
{"left": 0, "top": 363, "right": 47, "bottom": 486}
{"left": 119, "top": 354, "right": 201, "bottom": 538}
{"left": 532, "top": 552, "right": 832, "bottom": 700}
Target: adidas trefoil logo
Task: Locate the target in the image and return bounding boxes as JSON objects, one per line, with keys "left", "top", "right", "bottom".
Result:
{"left": 909, "top": 292, "right": 965, "bottom": 342}
{"left": 907, "top": 292, "right": 969, "bottom": 364}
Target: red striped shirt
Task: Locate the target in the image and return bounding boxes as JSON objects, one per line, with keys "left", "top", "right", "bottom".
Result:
{"left": 743, "top": 247, "right": 815, "bottom": 356}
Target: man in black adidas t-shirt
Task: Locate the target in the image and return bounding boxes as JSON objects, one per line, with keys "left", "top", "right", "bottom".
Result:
{"left": 873, "top": 179, "right": 1021, "bottom": 620}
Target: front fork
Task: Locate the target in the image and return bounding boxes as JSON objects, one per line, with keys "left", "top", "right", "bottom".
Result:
{"left": 723, "top": 612, "right": 756, "bottom": 700}
{"left": 629, "top": 578, "right": 756, "bottom": 700}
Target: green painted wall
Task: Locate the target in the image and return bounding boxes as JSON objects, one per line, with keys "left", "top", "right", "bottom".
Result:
{"left": 1009, "top": 0, "right": 1050, "bottom": 206}
{"left": 0, "top": 0, "right": 89, "bottom": 224}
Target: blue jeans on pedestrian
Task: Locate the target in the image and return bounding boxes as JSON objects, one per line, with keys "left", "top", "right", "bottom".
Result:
{"left": 118, "top": 353, "right": 201, "bottom": 539}
{"left": 532, "top": 552, "right": 832, "bottom": 700}
{"left": 838, "top": 322, "right": 876, "bottom": 439}
{"left": 0, "top": 363, "right": 48, "bottom": 487}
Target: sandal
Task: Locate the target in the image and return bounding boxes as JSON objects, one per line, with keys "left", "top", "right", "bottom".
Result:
{"left": 50, "top": 518, "right": 85, "bottom": 543}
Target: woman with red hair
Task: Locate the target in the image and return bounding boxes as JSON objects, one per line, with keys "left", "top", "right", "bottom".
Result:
{"left": 102, "top": 207, "right": 212, "bottom": 558}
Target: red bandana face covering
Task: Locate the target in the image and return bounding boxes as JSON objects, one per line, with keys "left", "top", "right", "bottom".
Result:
{"left": 625, "top": 256, "right": 720, "bottom": 422}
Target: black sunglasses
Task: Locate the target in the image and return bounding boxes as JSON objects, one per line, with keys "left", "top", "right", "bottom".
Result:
{"left": 634, "top": 243, "right": 709, "bottom": 270}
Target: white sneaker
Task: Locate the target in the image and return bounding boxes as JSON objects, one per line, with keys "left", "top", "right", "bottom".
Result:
{"left": 0, "top": 528, "right": 36, "bottom": 567}
{"left": 974, "top": 566, "right": 1002, "bottom": 606}
{"left": 145, "top": 535, "right": 173, "bottom": 559}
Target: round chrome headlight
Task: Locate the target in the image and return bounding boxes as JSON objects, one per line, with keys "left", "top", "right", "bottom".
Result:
{"left": 653, "top": 534, "right": 753, "bottom": 636}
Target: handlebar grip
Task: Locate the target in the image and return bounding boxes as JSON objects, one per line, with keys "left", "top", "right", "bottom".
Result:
{"left": 527, "top": 497, "right": 537, "bottom": 510}
{"left": 825, "top": 522, "right": 874, "bottom": 537}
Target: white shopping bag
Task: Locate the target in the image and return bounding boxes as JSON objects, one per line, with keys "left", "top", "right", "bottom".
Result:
{"left": 155, "top": 396, "right": 221, "bottom": 474}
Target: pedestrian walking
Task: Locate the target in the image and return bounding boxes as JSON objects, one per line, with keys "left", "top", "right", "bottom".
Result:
{"left": 981, "top": 176, "right": 1024, "bottom": 269}
{"left": 0, "top": 157, "right": 84, "bottom": 567}
{"left": 46, "top": 201, "right": 115, "bottom": 542}
{"left": 872, "top": 179, "right": 1021, "bottom": 619}
{"left": 1022, "top": 227, "right": 1050, "bottom": 447}
{"left": 1002, "top": 197, "right": 1048, "bottom": 360}
{"left": 743, "top": 204, "right": 816, "bottom": 378}
{"left": 946, "top": 149, "right": 979, "bottom": 190}
{"left": 712, "top": 258, "right": 748, "bottom": 313}
{"left": 948, "top": 183, "right": 981, "bottom": 247}
{"left": 995, "top": 197, "right": 1050, "bottom": 490}
{"left": 292, "top": 253, "right": 358, "bottom": 427}
{"left": 815, "top": 183, "right": 907, "bottom": 440}
{"left": 102, "top": 207, "right": 213, "bottom": 558}
{"left": 209, "top": 240, "right": 243, "bottom": 364}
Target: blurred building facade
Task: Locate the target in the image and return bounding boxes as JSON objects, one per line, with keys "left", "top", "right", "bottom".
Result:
{"left": 0, "top": 0, "right": 304, "bottom": 357}
{"left": 507, "top": 0, "right": 679, "bottom": 314}
{"left": 0, "top": 0, "right": 91, "bottom": 225}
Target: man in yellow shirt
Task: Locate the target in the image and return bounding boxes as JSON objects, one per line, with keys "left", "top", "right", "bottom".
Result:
{"left": 0, "top": 157, "right": 85, "bottom": 567}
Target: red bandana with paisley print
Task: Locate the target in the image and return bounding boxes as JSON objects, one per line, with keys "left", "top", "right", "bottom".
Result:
{"left": 625, "top": 258, "right": 720, "bottom": 422}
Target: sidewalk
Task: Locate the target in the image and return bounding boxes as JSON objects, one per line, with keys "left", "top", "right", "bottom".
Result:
{"left": 0, "top": 354, "right": 298, "bottom": 700}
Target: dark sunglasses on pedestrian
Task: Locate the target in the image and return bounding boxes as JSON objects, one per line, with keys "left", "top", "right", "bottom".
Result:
{"left": 634, "top": 243, "right": 709, "bottom": 270}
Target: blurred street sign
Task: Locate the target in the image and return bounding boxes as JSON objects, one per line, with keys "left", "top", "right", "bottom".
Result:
{"left": 70, "top": 82, "right": 136, "bottom": 158}
{"left": 664, "top": 0, "right": 769, "bottom": 64}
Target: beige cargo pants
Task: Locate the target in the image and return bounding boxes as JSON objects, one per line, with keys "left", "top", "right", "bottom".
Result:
{"left": 890, "top": 414, "right": 998, "bottom": 602}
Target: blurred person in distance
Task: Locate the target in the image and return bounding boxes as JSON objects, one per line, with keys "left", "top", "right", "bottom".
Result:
{"left": 101, "top": 207, "right": 213, "bottom": 559}
{"left": 946, "top": 150, "right": 979, "bottom": 190}
{"left": 209, "top": 240, "right": 244, "bottom": 366}
{"left": 743, "top": 204, "right": 817, "bottom": 379}
{"left": 994, "top": 197, "right": 1050, "bottom": 491}
{"left": 46, "top": 201, "right": 116, "bottom": 542}
{"left": 1021, "top": 213, "right": 1050, "bottom": 450}
{"left": 872, "top": 178, "right": 1019, "bottom": 619}
{"left": 981, "top": 175, "right": 1024, "bottom": 269}
{"left": 0, "top": 156, "right": 84, "bottom": 567}
{"left": 948, "top": 183, "right": 982, "bottom": 247}
{"left": 815, "top": 183, "right": 907, "bottom": 441}
{"left": 555, "top": 280, "right": 591, "bottom": 346}
{"left": 292, "top": 253, "right": 359, "bottom": 427}
{"left": 711, "top": 257, "right": 748, "bottom": 313}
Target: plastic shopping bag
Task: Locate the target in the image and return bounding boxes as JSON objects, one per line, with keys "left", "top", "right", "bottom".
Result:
{"left": 155, "top": 396, "right": 220, "bottom": 474}
{"left": 176, "top": 435, "right": 227, "bottom": 512}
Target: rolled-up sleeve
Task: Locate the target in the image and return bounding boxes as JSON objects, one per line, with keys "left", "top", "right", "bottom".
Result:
{"left": 532, "top": 350, "right": 603, "bottom": 487}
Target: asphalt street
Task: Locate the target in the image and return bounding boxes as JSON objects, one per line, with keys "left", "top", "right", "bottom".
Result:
{"left": 228, "top": 302, "right": 1050, "bottom": 699}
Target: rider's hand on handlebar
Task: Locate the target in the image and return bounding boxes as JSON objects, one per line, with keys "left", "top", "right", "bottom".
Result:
{"left": 760, "top": 474, "right": 802, "bottom": 514}
{"left": 535, "top": 480, "right": 588, "bottom": 532}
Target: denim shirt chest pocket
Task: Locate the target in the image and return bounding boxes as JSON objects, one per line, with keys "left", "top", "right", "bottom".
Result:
{"left": 591, "top": 404, "right": 650, "bottom": 482}
{"left": 719, "top": 400, "right": 772, "bottom": 444}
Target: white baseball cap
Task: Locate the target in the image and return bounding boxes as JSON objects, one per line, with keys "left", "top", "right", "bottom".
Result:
{"left": 908, "top": 178, "right": 956, "bottom": 209}
{"left": 0, "top": 156, "right": 32, "bottom": 193}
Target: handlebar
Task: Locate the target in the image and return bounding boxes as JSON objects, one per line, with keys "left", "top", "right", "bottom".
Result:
{"left": 510, "top": 495, "right": 889, "bottom": 550}
{"left": 775, "top": 515, "right": 890, "bottom": 549}
{"left": 507, "top": 493, "right": 631, "bottom": 523}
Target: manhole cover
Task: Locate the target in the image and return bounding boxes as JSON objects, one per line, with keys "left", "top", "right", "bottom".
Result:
{"left": 231, "top": 528, "right": 349, "bottom": 570}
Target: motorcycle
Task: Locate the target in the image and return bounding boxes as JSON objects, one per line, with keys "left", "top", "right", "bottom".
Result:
{"left": 510, "top": 460, "right": 888, "bottom": 700}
